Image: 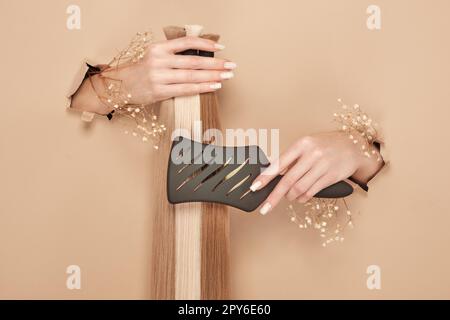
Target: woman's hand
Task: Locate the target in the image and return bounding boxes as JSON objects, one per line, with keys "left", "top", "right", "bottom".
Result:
{"left": 71, "top": 36, "right": 236, "bottom": 114}
{"left": 250, "top": 131, "right": 384, "bottom": 215}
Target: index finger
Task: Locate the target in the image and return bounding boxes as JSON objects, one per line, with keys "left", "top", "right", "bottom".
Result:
{"left": 167, "top": 55, "right": 234, "bottom": 71}
{"left": 160, "top": 36, "right": 224, "bottom": 54}
{"left": 250, "top": 141, "right": 305, "bottom": 192}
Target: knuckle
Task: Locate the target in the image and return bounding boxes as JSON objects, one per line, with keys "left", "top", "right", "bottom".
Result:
{"left": 293, "top": 184, "right": 306, "bottom": 195}
{"left": 185, "top": 71, "right": 196, "bottom": 82}
{"left": 283, "top": 176, "right": 297, "bottom": 186}
{"left": 312, "top": 148, "right": 324, "bottom": 159}
{"left": 298, "top": 136, "right": 313, "bottom": 148}
{"left": 189, "top": 57, "right": 202, "bottom": 69}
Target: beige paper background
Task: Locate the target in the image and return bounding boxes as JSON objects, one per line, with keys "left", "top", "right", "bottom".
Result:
{"left": 1, "top": 0, "right": 449, "bottom": 299}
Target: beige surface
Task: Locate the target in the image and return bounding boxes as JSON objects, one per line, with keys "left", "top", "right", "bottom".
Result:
{"left": 1, "top": 0, "right": 449, "bottom": 299}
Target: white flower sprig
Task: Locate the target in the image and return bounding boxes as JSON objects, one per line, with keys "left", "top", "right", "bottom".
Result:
{"left": 333, "top": 98, "right": 382, "bottom": 162}
{"left": 285, "top": 99, "right": 382, "bottom": 247}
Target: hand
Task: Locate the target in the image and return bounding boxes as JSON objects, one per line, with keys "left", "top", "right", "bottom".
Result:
{"left": 250, "top": 131, "right": 384, "bottom": 215}
{"left": 71, "top": 36, "right": 236, "bottom": 114}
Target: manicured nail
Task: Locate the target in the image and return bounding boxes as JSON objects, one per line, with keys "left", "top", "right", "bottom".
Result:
{"left": 214, "top": 43, "right": 225, "bottom": 50}
{"left": 250, "top": 181, "right": 262, "bottom": 192}
{"left": 210, "top": 83, "right": 222, "bottom": 90}
{"left": 220, "top": 72, "right": 234, "bottom": 79}
{"left": 260, "top": 203, "right": 272, "bottom": 215}
{"left": 224, "top": 62, "right": 237, "bottom": 69}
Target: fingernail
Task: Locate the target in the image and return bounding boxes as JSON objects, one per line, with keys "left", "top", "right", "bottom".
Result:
{"left": 214, "top": 43, "right": 225, "bottom": 50}
{"left": 210, "top": 83, "right": 222, "bottom": 90}
{"left": 220, "top": 72, "right": 234, "bottom": 79}
{"left": 260, "top": 203, "right": 272, "bottom": 215}
{"left": 250, "top": 181, "right": 262, "bottom": 192}
{"left": 224, "top": 62, "right": 237, "bottom": 69}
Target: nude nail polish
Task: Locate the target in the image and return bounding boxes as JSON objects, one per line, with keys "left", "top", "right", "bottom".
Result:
{"left": 210, "top": 83, "right": 222, "bottom": 90}
{"left": 214, "top": 43, "right": 225, "bottom": 50}
{"left": 220, "top": 72, "right": 234, "bottom": 79}
{"left": 250, "top": 181, "right": 262, "bottom": 192}
{"left": 224, "top": 62, "right": 237, "bottom": 69}
{"left": 260, "top": 203, "right": 272, "bottom": 215}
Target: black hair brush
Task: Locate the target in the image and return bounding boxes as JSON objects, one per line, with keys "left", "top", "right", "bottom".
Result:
{"left": 166, "top": 137, "right": 353, "bottom": 212}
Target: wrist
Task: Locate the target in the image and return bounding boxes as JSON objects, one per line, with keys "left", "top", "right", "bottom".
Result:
{"left": 70, "top": 74, "right": 112, "bottom": 116}
{"left": 352, "top": 148, "right": 385, "bottom": 185}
